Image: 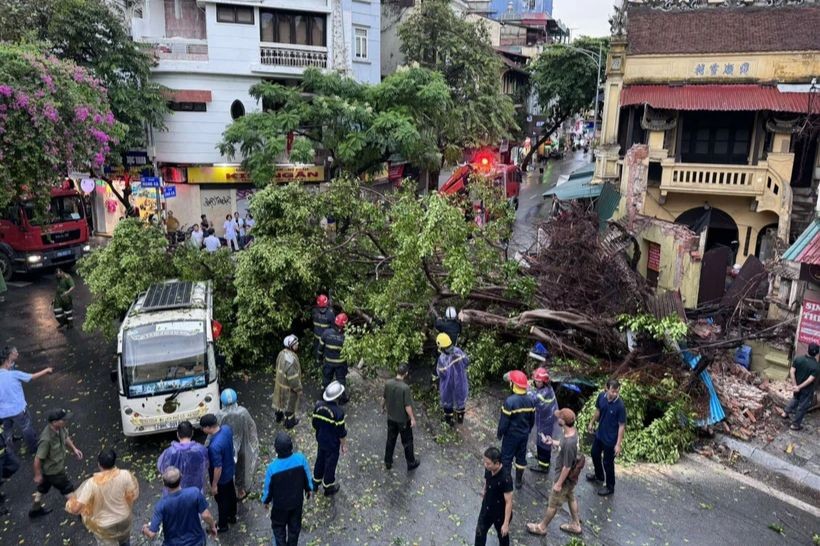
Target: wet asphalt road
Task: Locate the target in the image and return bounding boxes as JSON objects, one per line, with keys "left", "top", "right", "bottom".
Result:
{"left": 1, "top": 191, "right": 818, "bottom": 545}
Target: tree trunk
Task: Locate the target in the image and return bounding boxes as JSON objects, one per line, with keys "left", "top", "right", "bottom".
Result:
{"left": 520, "top": 116, "right": 568, "bottom": 171}
{"left": 101, "top": 176, "right": 133, "bottom": 216}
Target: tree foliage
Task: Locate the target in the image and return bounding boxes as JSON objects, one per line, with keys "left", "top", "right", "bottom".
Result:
{"left": 523, "top": 36, "right": 610, "bottom": 168}
{"left": 0, "top": 0, "right": 166, "bottom": 155}
{"left": 398, "top": 0, "right": 517, "bottom": 162}
{"left": 219, "top": 67, "right": 450, "bottom": 184}
{"left": 0, "top": 44, "right": 123, "bottom": 209}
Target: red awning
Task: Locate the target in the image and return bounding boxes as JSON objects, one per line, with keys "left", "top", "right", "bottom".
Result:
{"left": 161, "top": 89, "right": 212, "bottom": 103}
{"left": 620, "top": 84, "right": 817, "bottom": 113}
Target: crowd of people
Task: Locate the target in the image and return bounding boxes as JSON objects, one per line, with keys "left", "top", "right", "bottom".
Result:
{"left": 190, "top": 212, "right": 256, "bottom": 253}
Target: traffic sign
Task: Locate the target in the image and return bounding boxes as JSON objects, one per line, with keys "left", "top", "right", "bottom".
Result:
{"left": 140, "top": 176, "right": 161, "bottom": 188}
{"left": 164, "top": 186, "right": 177, "bottom": 198}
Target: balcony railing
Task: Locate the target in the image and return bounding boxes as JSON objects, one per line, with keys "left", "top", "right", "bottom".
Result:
{"left": 259, "top": 44, "right": 328, "bottom": 69}
{"left": 146, "top": 39, "right": 208, "bottom": 61}
{"left": 659, "top": 160, "right": 789, "bottom": 215}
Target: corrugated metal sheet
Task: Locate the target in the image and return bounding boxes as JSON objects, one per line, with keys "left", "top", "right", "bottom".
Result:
{"left": 783, "top": 220, "right": 820, "bottom": 264}
{"left": 620, "top": 84, "right": 818, "bottom": 114}
{"left": 597, "top": 183, "right": 621, "bottom": 232}
{"left": 647, "top": 290, "right": 686, "bottom": 321}
{"left": 683, "top": 351, "right": 725, "bottom": 426}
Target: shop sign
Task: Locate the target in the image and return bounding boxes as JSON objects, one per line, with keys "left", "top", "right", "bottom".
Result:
{"left": 124, "top": 150, "right": 150, "bottom": 168}
{"left": 797, "top": 297, "right": 820, "bottom": 345}
{"left": 187, "top": 166, "right": 251, "bottom": 184}
{"left": 273, "top": 165, "right": 325, "bottom": 183}
{"left": 694, "top": 61, "right": 751, "bottom": 78}
{"left": 647, "top": 242, "right": 661, "bottom": 272}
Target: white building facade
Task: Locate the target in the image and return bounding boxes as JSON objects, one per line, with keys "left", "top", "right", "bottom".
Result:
{"left": 118, "top": 0, "right": 380, "bottom": 232}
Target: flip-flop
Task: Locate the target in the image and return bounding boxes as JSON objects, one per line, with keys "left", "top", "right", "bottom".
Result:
{"left": 560, "top": 523, "right": 582, "bottom": 535}
{"left": 526, "top": 523, "right": 548, "bottom": 536}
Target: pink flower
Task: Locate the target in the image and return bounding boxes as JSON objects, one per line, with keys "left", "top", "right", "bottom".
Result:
{"left": 104, "top": 112, "right": 115, "bottom": 126}
{"left": 93, "top": 152, "right": 106, "bottom": 167}
{"left": 43, "top": 104, "right": 59, "bottom": 122}
{"left": 41, "top": 74, "right": 55, "bottom": 92}
{"left": 15, "top": 94, "right": 29, "bottom": 109}
{"left": 75, "top": 106, "right": 89, "bottom": 122}
{"left": 0, "top": 85, "right": 12, "bottom": 97}
{"left": 90, "top": 128, "right": 110, "bottom": 143}
{"left": 93, "top": 113, "right": 103, "bottom": 124}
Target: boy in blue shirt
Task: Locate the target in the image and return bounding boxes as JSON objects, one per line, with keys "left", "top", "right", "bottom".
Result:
{"left": 586, "top": 379, "right": 626, "bottom": 496}
{"left": 200, "top": 413, "right": 236, "bottom": 533}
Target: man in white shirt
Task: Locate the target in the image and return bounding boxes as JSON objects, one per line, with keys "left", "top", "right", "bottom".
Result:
{"left": 189, "top": 224, "right": 204, "bottom": 249}
{"left": 203, "top": 229, "right": 221, "bottom": 252}
{"left": 223, "top": 214, "right": 239, "bottom": 252}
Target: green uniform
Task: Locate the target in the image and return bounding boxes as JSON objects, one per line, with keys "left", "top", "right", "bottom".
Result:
{"left": 53, "top": 275, "right": 75, "bottom": 327}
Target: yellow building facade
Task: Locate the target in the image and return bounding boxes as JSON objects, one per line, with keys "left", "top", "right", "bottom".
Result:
{"left": 595, "top": 0, "right": 820, "bottom": 307}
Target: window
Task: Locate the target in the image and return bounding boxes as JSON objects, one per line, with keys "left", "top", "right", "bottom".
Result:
{"left": 168, "top": 102, "right": 207, "bottom": 112}
{"left": 260, "top": 10, "right": 327, "bottom": 46}
{"left": 679, "top": 111, "right": 754, "bottom": 165}
{"left": 230, "top": 100, "right": 245, "bottom": 120}
{"left": 354, "top": 27, "right": 368, "bottom": 60}
{"left": 216, "top": 4, "right": 254, "bottom": 24}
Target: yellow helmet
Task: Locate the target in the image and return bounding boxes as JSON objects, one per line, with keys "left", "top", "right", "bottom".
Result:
{"left": 436, "top": 333, "right": 453, "bottom": 350}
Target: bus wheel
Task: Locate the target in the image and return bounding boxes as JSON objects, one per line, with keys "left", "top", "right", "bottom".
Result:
{"left": 0, "top": 252, "right": 12, "bottom": 281}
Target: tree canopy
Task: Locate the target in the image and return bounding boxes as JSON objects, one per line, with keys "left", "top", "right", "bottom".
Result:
{"left": 0, "top": 0, "right": 166, "bottom": 156}
{"left": 0, "top": 44, "right": 122, "bottom": 209}
{"left": 522, "top": 36, "right": 610, "bottom": 168}
{"left": 218, "top": 67, "right": 451, "bottom": 184}
{"left": 398, "top": 0, "right": 517, "bottom": 164}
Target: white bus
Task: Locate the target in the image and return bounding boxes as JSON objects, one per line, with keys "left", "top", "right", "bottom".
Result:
{"left": 112, "top": 280, "right": 221, "bottom": 436}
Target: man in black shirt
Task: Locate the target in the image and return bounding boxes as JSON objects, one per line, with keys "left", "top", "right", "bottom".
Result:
{"left": 475, "top": 446, "right": 512, "bottom": 546}
{"left": 382, "top": 365, "right": 420, "bottom": 471}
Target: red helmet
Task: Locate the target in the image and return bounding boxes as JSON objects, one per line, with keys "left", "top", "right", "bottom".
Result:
{"left": 334, "top": 313, "right": 348, "bottom": 328}
{"left": 316, "top": 294, "right": 329, "bottom": 308}
{"left": 508, "top": 370, "right": 528, "bottom": 390}
{"left": 533, "top": 367, "right": 550, "bottom": 383}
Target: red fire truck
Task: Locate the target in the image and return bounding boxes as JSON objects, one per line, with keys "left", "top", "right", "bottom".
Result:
{"left": 0, "top": 184, "right": 91, "bottom": 280}
{"left": 439, "top": 149, "right": 522, "bottom": 225}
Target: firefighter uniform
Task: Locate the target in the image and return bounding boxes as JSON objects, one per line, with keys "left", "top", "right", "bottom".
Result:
{"left": 53, "top": 273, "right": 75, "bottom": 328}
{"left": 528, "top": 384, "right": 558, "bottom": 472}
{"left": 319, "top": 326, "right": 347, "bottom": 390}
{"left": 497, "top": 392, "right": 535, "bottom": 486}
{"left": 434, "top": 317, "right": 461, "bottom": 346}
{"left": 312, "top": 306, "right": 335, "bottom": 357}
{"left": 311, "top": 399, "right": 346, "bottom": 494}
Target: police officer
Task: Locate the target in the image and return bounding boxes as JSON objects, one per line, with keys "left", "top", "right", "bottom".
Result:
{"left": 319, "top": 313, "right": 349, "bottom": 404}
{"left": 435, "top": 333, "right": 469, "bottom": 426}
{"left": 528, "top": 367, "right": 558, "bottom": 474}
{"left": 312, "top": 295, "right": 335, "bottom": 358}
{"left": 434, "top": 306, "right": 461, "bottom": 346}
{"left": 311, "top": 381, "right": 347, "bottom": 496}
{"left": 497, "top": 370, "right": 535, "bottom": 490}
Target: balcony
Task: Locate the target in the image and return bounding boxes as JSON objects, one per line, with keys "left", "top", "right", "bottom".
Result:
{"left": 259, "top": 44, "right": 328, "bottom": 70}
{"left": 659, "top": 160, "right": 790, "bottom": 215}
{"left": 146, "top": 38, "right": 208, "bottom": 61}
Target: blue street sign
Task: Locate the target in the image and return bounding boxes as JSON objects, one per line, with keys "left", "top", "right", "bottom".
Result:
{"left": 140, "top": 176, "right": 161, "bottom": 188}
{"left": 164, "top": 186, "right": 177, "bottom": 198}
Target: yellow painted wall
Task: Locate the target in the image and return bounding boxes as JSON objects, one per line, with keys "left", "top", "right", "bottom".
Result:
{"left": 643, "top": 190, "right": 781, "bottom": 263}
{"left": 634, "top": 222, "right": 702, "bottom": 307}
{"left": 623, "top": 51, "right": 820, "bottom": 84}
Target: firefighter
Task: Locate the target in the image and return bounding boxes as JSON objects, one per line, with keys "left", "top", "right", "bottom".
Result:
{"left": 435, "top": 333, "right": 469, "bottom": 426}
{"left": 312, "top": 295, "right": 335, "bottom": 358}
{"left": 53, "top": 268, "right": 75, "bottom": 329}
{"left": 497, "top": 370, "right": 535, "bottom": 489}
{"left": 528, "top": 367, "right": 558, "bottom": 474}
{"left": 318, "top": 313, "right": 349, "bottom": 404}
{"left": 434, "top": 306, "right": 462, "bottom": 346}
{"left": 273, "top": 335, "right": 303, "bottom": 429}
{"left": 311, "top": 381, "right": 347, "bottom": 496}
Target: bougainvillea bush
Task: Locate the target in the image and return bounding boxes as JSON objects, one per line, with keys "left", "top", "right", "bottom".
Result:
{"left": 0, "top": 44, "right": 123, "bottom": 210}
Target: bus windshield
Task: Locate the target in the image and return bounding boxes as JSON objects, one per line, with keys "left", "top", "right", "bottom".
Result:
{"left": 23, "top": 195, "right": 85, "bottom": 225}
{"left": 123, "top": 321, "right": 208, "bottom": 398}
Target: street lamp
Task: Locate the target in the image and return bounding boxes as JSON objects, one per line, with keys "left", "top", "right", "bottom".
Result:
{"left": 548, "top": 43, "right": 604, "bottom": 151}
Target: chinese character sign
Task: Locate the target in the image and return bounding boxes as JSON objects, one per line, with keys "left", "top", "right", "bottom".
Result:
{"left": 693, "top": 61, "right": 751, "bottom": 77}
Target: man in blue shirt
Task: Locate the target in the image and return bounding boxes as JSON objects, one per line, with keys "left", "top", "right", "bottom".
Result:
{"left": 200, "top": 413, "right": 236, "bottom": 533}
{"left": 262, "top": 432, "right": 313, "bottom": 546}
{"left": 142, "top": 466, "right": 217, "bottom": 545}
{"left": 0, "top": 346, "right": 53, "bottom": 455}
{"left": 586, "top": 379, "right": 626, "bottom": 496}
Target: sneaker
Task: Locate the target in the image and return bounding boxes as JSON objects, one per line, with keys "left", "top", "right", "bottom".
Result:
{"left": 407, "top": 459, "right": 420, "bottom": 471}
{"left": 597, "top": 486, "right": 614, "bottom": 496}
{"left": 790, "top": 424, "right": 803, "bottom": 431}
{"left": 586, "top": 473, "right": 603, "bottom": 483}
{"left": 28, "top": 507, "right": 53, "bottom": 518}
{"left": 284, "top": 418, "right": 300, "bottom": 430}
{"left": 324, "top": 484, "right": 340, "bottom": 496}
{"left": 529, "top": 465, "right": 549, "bottom": 474}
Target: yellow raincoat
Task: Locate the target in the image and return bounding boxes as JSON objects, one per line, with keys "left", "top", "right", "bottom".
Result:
{"left": 65, "top": 468, "right": 139, "bottom": 545}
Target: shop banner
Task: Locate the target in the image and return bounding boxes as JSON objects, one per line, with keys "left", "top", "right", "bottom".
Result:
{"left": 797, "top": 297, "right": 820, "bottom": 345}
{"left": 187, "top": 165, "right": 325, "bottom": 184}
{"left": 273, "top": 165, "right": 325, "bottom": 183}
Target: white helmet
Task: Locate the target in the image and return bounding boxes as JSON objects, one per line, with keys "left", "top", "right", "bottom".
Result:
{"left": 283, "top": 334, "right": 299, "bottom": 348}
{"left": 323, "top": 381, "right": 345, "bottom": 402}
{"left": 445, "top": 306, "right": 457, "bottom": 320}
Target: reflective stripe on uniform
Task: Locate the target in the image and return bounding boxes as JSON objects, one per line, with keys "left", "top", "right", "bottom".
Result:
{"left": 325, "top": 357, "right": 345, "bottom": 364}
{"left": 514, "top": 462, "right": 527, "bottom": 470}
{"left": 501, "top": 406, "right": 536, "bottom": 416}
{"left": 324, "top": 344, "right": 343, "bottom": 350}
{"left": 537, "top": 395, "right": 555, "bottom": 404}
{"left": 312, "top": 413, "right": 345, "bottom": 426}
{"left": 538, "top": 459, "right": 551, "bottom": 467}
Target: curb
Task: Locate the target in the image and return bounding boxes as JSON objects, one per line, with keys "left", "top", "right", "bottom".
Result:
{"left": 715, "top": 434, "right": 820, "bottom": 494}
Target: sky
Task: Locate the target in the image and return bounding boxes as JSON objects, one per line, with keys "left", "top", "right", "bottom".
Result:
{"left": 552, "top": 0, "right": 620, "bottom": 38}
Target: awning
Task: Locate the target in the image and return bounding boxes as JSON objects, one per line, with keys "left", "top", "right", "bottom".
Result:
{"left": 783, "top": 219, "right": 820, "bottom": 265}
{"left": 161, "top": 89, "right": 213, "bottom": 103}
{"left": 620, "top": 84, "right": 818, "bottom": 114}
{"left": 543, "top": 164, "right": 602, "bottom": 200}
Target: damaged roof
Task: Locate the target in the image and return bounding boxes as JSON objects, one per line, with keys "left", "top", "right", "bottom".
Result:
{"left": 783, "top": 219, "right": 820, "bottom": 265}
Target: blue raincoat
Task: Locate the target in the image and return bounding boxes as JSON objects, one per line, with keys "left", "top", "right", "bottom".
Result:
{"left": 436, "top": 348, "right": 469, "bottom": 411}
